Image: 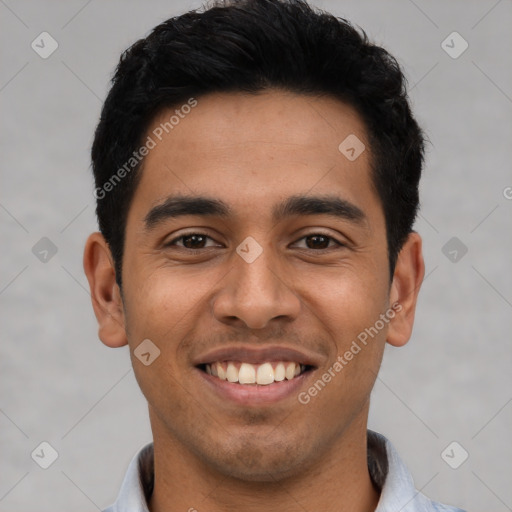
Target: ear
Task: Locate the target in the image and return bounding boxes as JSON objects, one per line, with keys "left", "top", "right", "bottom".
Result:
{"left": 386, "top": 232, "right": 425, "bottom": 348}
{"left": 83, "top": 232, "right": 127, "bottom": 348}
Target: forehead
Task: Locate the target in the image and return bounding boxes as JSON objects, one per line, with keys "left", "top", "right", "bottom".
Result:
{"left": 127, "top": 90, "right": 380, "bottom": 227}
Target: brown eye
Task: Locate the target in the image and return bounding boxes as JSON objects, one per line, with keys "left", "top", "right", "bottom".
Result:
{"left": 166, "top": 232, "right": 218, "bottom": 250}
{"left": 305, "top": 235, "right": 330, "bottom": 249}
{"left": 294, "top": 234, "right": 343, "bottom": 250}
{"left": 180, "top": 234, "right": 208, "bottom": 249}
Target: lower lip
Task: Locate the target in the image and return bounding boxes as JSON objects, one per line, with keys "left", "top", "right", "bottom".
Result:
{"left": 195, "top": 367, "right": 315, "bottom": 406}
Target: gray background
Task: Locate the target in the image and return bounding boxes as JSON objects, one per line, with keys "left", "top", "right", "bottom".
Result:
{"left": 1, "top": 1, "right": 511, "bottom": 511}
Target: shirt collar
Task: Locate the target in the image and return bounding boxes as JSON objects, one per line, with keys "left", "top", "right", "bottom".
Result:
{"left": 103, "top": 430, "right": 465, "bottom": 512}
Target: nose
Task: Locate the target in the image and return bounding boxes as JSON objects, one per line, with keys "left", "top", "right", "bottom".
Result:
{"left": 212, "top": 241, "right": 301, "bottom": 330}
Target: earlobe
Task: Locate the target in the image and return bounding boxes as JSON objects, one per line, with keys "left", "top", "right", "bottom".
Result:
{"left": 386, "top": 232, "right": 425, "bottom": 348}
{"left": 83, "top": 232, "right": 128, "bottom": 348}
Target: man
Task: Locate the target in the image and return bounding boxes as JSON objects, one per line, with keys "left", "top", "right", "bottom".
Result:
{"left": 83, "top": 0, "right": 466, "bottom": 510}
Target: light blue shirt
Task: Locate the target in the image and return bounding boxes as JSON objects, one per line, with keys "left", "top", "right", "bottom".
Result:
{"left": 103, "top": 430, "right": 466, "bottom": 512}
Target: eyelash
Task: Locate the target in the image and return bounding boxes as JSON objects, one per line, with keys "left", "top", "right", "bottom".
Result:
{"left": 165, "top": 231, "right": 344, "bottom": 253}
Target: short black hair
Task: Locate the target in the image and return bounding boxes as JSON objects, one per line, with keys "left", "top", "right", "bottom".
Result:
{"left": 91, "top": 0, "right": 425, "bottom": 289}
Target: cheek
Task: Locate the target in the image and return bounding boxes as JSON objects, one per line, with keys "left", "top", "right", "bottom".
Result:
{"left": 123, "top": 261, "right": 217, "bottom": 342}
{"left": 301, "top": 267, "right": 388, "bottom": 397}
{"left": 304, "top": 263, "right": 389, "bottom": 337}
{"left": 122, "top": 270, "right": 205, "bottom": 421}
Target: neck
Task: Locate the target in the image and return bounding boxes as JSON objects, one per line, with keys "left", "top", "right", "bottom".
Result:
{"left": 148, "top": 405, "right": 380, "bottom": 512}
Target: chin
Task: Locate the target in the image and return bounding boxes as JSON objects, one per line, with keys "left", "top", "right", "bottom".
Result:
{"left": 202, "top": 436, "right": 308, "bottom": 483}
{"left": 213, "top": 457, "right": 302, "bottom": 483}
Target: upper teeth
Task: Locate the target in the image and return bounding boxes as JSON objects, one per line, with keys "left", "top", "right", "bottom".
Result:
{"left": 205, "top": 361, "right": 305, "bottom": 385}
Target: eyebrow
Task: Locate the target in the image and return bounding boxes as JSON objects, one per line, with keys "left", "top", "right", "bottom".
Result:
{"left": 144, "top": 193, "right": 366, "bottom": 231}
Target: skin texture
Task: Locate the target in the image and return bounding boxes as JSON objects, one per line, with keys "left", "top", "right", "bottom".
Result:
{"left": 84, "top": 90, "right": 425, "bottom": 512}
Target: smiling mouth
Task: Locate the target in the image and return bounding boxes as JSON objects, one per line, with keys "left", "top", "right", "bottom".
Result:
{"left": 198, "top": 361, "right": 314, "bottom": 385}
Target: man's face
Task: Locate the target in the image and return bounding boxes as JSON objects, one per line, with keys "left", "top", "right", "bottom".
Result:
{"left": 118, "top": 90, "right": 394, "bottom": 480}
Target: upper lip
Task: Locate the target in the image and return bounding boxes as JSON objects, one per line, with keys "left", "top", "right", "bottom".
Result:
{"left": 192, "top": 345, "right": 324, "bottom": 368}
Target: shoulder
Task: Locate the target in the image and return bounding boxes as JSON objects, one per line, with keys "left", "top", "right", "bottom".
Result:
{"left": 430, "top": 501, "right": 467, "bottom": 512}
